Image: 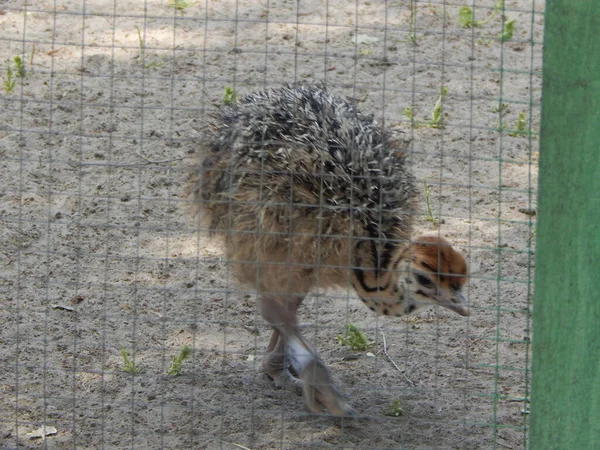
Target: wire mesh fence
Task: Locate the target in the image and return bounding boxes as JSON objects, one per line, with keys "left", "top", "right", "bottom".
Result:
{"left": 1, "top": 0, "right": 542, "bottom": 448}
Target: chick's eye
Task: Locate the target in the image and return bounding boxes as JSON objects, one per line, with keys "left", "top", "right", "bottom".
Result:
{"left": 416, "top": 274, "right": 434, "bottom": 288}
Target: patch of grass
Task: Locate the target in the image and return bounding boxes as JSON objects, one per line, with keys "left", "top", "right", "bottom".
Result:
{"left": 168, "top": 0, "right": 189, "bottom": 13}
{"left": 166, "top": 345, "right": 192, "bottom": 376}
{"left": 499, "top": 18, "right": 515, "bottom": 41}
{"left": 509, "top": 112, "right": 528, "bottom": 137}
{"left": 457, "top": 1, "right": 503, "bottom": 28}
{"left": 422, "top": 178, "right": 438, "bottom": 229}
{"left": 4, "top": 63, "right": 16, "bottom": 94}
{"left": 428, "top": 86, "right": 448, "bottom": 129}
{"left": 358, "top": 48, "right": 372, "bottom": 56}
{"left": 222, "top": 86, "right": 237, "bottom": 105}
{"left": 337, "top": 324, "right": 369, "bottom": 351}
{"left": 457, "top": 6, "right": 476, "bottom": 28}
{"left": 120, "top": 348, "right": 142, "bottom": 375}
{"left": 384, "top": 399, "right": 404, "bottom": 417}
{"left": 4, "top": 56, "right": 26, "bottom": 94}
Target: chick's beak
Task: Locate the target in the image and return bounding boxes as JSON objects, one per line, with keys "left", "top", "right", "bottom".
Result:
{"left": 442, "top": 290, "right": 471, "bottom": 317}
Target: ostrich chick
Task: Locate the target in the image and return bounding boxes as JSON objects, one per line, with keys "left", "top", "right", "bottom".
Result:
{"left": 187, "top": 85, "right": 471, "bottom": 416}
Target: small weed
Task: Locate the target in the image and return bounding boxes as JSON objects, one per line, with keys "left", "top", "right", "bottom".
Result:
{"left": 120, "top": 348, "right": 142, "bottom": 375}
{"left": 491, "top": 103, "right": 509, "bottom": 115}
{"left": 358, "top": 48, "right": 372, "bottom": 56}
{"left": 384, "top": 399, "right": 404, "bottom": 417}
{"left": 405, "top": 88, "right": 448, "bottom": 130}
{"left": 509, "top": 112, "right": 528, "bottom": 137}
{"left": 405, "top": 0, "right": 418, "bottom": 45}
{"left": 13, "top": 56, "right": 25, "bottom": 78}
{"left": 422, "top": 178, "right": 438, "bottom": 228}
{"left": 428, "top": 86, "right": 448, "bottom": 129}
{"left": 4, "top": 55, "right": 26, "bottom": 94}
{"left": 134, "top": 26, "right": 161, "bottom": 69}
{"left": 167, "top": 346, "right": 192, "bottom": 376}
{"left": 4, "top": 63, "right": 16, "bottom": 94}
{"left": 500, "top": 18, "right": 515, "bottom": 41}
{"left": 403, "top": 105, "right": 420, "bottom": 128}
{"left": 458, "top": 1, "right": 503, "bottom": 28}
{"left": 222, "top": 86, "right": 237, "bottom": 105}
{"left": 168, "top": 0, "right": 189, "bottom": 13}
{"left": 457, "top": 6, "right": 476, "bottom": 28}
{"left": 135, "top": 26, "right": 145, "bottom": 64}
{"left": 337, "top": 324, "right": 369, "bottom": 351}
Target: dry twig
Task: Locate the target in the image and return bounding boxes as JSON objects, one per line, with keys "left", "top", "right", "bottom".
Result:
{"left": 380, "top": 330, "right": 414, "bottom": 387}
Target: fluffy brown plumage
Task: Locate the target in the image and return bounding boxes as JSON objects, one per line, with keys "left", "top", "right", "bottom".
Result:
{"left": 187, "top": 85, "right": 470, "bottom": 416}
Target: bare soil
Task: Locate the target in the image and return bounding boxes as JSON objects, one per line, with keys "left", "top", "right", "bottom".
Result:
{"left": 1, "top": 0, "right": 543, "bottom": 448}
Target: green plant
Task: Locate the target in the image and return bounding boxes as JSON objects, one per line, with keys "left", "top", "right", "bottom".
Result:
{"left": 134, "top": 26, "right": 161, "bottom": 69}
{"left": 358, "top": 48, "right": 372, "bottom": 56}
{"left": 135, "top": 26, "right": 145, "bottom": 65}
{"left": 406, "top": 0, "right": 418, "bottom": 45}
{"left": 403, "top": 105, "right": 420, "bottom": 128}
{"left": 337, "top": 324, "right": 369, "bottom": 351}
{"left": 457, "top": 1, "right": 503, "bottom": 28}
{"left": 120, "top": 348, "right": 142, "bottom": 375}
{"left": 4, "top": 63, "right": 16, "bottom": 94}
{"left": 405, "top": 88, "right": 448, "bottom": 130}
{"left": 457, "top": 6, "right": 476, "bottom": 28}
{"left": 509, "top": 112, "right": 528, "bottom": 137}
{"left": 166, "top": 345, "right": 192, "bottom": 376}
{"left": 384, "top": 399, "right": 404, "bottom": 417}
{"left": 423, "top": 178, "right": 438, "bottom": 228}
{"left": 222, "top": 86, "right": 237, "bottom": 105}
{"left": 428, "top": 86, "right": 448, "bottom": 129}
{"left": 491, "top": 102, "right": 509, "bottom": 115}
{"left": 4, "top": 55, "right": 26, "bottom": 94}
{"left": 168, "top": 0, "right": 189, "bottom": 13}
{"left": 500, "top": 18, "right": 515, "bottom": 41}
{"left": 12, "top": 56, "right": 25, "bottom": 78}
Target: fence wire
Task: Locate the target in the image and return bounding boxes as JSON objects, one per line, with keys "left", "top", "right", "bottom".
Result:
{"left": 1, "top": 0, "right": 542, "bottom": 448}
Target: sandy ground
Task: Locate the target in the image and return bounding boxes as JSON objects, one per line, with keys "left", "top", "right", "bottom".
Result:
{"left": 1, "top": 0, "right": 543, "bottom": 448}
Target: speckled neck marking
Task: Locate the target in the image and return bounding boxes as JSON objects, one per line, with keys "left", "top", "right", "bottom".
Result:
{"left": 358, "top": 274, "right": 419, "bottom": 318}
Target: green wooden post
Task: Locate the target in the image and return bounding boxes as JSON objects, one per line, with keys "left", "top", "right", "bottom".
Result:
{"left": 531, "top": 1, "right": 600, "bottom": 448}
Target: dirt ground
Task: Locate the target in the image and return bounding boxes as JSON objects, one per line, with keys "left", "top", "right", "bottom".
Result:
{"left": 1, "top": 0, "right": 543, "bottom": 448}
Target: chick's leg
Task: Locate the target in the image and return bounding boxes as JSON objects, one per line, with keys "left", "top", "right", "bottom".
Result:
{"left": 260, "top": 295, "right": 355, "bottom": 416}
{"left": 263, "top": 296, "right": 303, "bottom": 388}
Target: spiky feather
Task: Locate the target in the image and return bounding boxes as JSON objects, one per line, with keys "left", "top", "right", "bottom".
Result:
{"left": 187, "top": 85, "right": 418, "bottom": 295}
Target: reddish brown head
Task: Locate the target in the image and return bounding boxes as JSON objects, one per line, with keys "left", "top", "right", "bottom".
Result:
{"left": 407, "top": 235, "right": 471, "bottom": 316}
